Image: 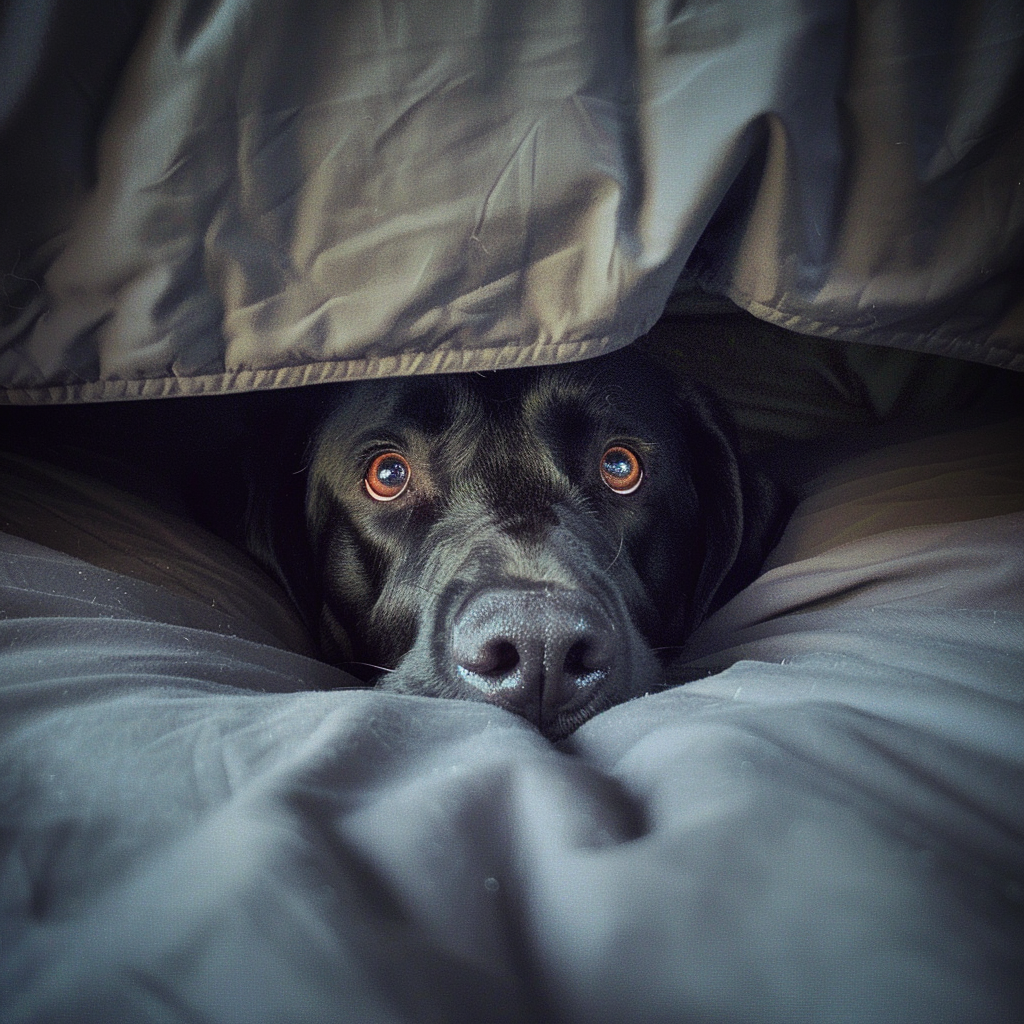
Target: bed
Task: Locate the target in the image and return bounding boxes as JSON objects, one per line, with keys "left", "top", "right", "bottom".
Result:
{"left": 2, "top": 1, "right": 1022, "bottom": 1021}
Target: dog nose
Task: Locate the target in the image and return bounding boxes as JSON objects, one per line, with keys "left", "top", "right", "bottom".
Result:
{"left": 451, "top": 587, "right": 615, "bottom": 729}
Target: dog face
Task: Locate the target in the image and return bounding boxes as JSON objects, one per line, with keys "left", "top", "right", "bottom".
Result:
{"left": 262, "top": 348, "right": 776, "bottom": 740}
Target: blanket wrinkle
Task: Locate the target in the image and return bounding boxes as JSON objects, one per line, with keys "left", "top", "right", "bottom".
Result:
{"left": 7, "top": 0, "right": 1020, "bottom": 400}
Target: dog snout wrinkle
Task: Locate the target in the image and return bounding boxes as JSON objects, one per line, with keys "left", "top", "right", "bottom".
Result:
{"left": 451, "top": 588, "right": 617, "bottom": 731}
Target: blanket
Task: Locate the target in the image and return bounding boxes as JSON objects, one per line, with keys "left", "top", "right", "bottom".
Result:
{"left": 2, "top": 420, "right": 1022, "bottom": 1022}
{"left": 2, "top": 0, "right": 1022, "bottom": 404}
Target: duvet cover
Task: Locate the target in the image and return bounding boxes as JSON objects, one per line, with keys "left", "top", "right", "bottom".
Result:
{"left": 1, "top": 1, "right": 1023, "bottom": 1021}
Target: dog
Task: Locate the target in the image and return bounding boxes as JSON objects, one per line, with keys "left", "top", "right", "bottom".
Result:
{"left": 247, "top": 347, "right": 782, "bottom": 741}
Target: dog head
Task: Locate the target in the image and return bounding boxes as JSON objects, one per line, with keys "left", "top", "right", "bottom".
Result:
{"left": 255, "top": 348, "right": 778, "bottom": 739}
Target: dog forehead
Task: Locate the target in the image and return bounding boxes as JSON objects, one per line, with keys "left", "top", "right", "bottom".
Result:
{"left": 317, "top": 355, "right": 666, "bottom": 473}
{"left": 318, "top": 375, "right": 473, "bottom": 440}
{"left": 380, "top": 371, "right": 543, "bottom": 444}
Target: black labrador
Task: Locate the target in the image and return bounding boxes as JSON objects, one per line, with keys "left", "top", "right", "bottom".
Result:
{"left": 248, "top": 347, "right": 781, "bottom": 740}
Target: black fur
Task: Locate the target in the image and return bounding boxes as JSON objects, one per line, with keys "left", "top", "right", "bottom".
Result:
{"left": 248, "top": 348, "right": 782, "bottom": 740}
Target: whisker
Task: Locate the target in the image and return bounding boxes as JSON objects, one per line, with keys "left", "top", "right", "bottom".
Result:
{"left": 605, "top": 531, "right": 624, "bottom": 572}
{"left": 341, "top": 661, "right": 396, "bottom": 674}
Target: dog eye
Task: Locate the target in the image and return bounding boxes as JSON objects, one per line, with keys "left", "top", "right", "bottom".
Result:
{"left": 600, "top": 446, "right": 643, "bottom": 494}
{"left": 365, "top": 452, "right": 411, "bottom": 501}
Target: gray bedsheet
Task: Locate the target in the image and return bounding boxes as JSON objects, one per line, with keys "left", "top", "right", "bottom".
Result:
{"left": 2, "top": 423, "right": 1021, "bottom": 1022}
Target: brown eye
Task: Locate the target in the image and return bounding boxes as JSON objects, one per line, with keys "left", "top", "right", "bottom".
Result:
{"left": 365, "top": 452, "right": 411, "bottom": 501}
{"left": 601, "top": 446, "right": 643, "bottom": 494}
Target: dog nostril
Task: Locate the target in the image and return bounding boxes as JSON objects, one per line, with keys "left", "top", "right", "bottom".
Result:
{"left": 563, "top": 639, "right": 595, "bottom": 679}
{"left": 472, "top": 638, "right": 519, "bottom": 677}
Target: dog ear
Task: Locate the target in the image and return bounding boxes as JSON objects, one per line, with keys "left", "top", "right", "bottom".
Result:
{"left": 677, "top": 382, "right": 783, "bottom": 631}
{"left": 237, "top": 390, "right": 324, "bottom": 638}
{"left": 244, "top": 459, "right": 320, "bottom": 629}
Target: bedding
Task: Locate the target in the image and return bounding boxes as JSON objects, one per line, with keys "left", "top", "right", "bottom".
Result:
{"left": 1, "top": 0, "right": 1022, "bottom": 401}
{"left": 2, "top": 415, "right": 1022, "bottom": 1022}
{"left": 2, "top": 1, "right": 1023, "bottom": 1021}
